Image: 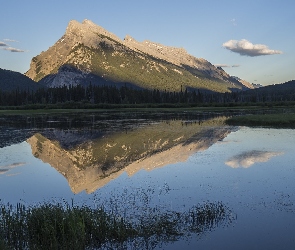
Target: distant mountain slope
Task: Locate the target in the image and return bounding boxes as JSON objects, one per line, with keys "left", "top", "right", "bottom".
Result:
{"left": 252, "top": 83, "right": 263, "bottom": 88}
{"left": 0, "top": 68, "right": 40, "bottom": 92}
{"left": 240, "top": 80, "right": 295, "bottom": 102}
{"left": 230, "top": 75, "right": 255, "bottom": 89}
{"left": 26, "top": 19, "right": 249, "bottom": 93}
{"left": 247, "top": 80, "right": 295, "bottom": 93}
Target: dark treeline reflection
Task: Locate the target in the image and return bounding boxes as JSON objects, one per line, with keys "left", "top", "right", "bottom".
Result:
{"left": 0, "top": 111, "right": 225, "bottom": 148}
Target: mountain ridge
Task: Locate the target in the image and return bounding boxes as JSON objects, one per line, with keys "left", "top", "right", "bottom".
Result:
{"left": 25, "top": 19, "right": 252, "bottom": 93}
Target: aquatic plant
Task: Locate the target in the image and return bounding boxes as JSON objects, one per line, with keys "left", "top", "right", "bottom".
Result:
{"left": 0, "top": 199, "right": 235, "bottom": 250}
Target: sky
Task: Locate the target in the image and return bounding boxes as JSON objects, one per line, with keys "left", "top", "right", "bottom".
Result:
{"left": 0, "top": 0, "right": 294, "bottom": 86}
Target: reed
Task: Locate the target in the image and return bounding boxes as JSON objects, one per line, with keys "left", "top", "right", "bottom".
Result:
{"left": 0, "top": 200, "right": 234, "bottom": 249}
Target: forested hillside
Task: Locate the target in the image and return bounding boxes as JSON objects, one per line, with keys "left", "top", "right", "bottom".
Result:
{"left": 0, "top": 68, "right": 40, "bottom": 92}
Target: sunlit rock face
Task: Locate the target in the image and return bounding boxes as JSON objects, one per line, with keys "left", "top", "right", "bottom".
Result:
{"left": 27, "top": 117, "right": 234, "bottom": 194}
{"left": 25, "top": 19, "right": 249, "bottom": 92}
{"left": 225, "top": 150, "right": 283, "bottom": 168}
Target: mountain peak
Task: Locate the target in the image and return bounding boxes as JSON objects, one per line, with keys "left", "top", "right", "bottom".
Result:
{"left": 66, "top": 19, "right": 122, "bottom": 43}
{"left": 82, "top": 19, "right": 96, "bottom": 26}
{"left": 66, "top": 19, "right": 81, "bottom": 33}
{"left": 124, "top": 35, "right": 136, "bottom": 42}
{"left": 25, "top": 19, "right": 250, "bottom": 92}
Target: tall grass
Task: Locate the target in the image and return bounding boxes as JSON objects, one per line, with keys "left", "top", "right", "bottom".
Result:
{"left": 0, "top": 200, "right": 235, "bottom": 249}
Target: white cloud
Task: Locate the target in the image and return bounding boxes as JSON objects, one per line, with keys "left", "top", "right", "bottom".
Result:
{"left": 2, "top": 47, "right": 25, "bottom": 52}
{"left": 225, "top": 150, "right": 283, "bottom": 168}
{"left": 223, "top": 39, "right": 283, "bottom": 57}
{"left": 0, "top": 41, "right": 7, "bottom": 46}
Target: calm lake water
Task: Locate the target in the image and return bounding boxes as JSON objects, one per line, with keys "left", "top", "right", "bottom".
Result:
{"left": 1, "top": 112, "right": 295, "bottom": 249}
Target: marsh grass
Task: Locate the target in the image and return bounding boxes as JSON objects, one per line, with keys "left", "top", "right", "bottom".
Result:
{"left": 226, "top": 113, "right": 295, "bottom": 128}
{"left": 0, "top": 199, "right": 234, "bottom": 250}
{"left": 0, "top": 202, "right": 136, "bottom": 250}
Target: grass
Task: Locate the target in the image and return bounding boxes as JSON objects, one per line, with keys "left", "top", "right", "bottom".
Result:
{"left": 0, "top": 104, "right": 294, "bottom": 115}
{"left": 0, "top": 200, "right": 235, "bottom": 249}
{"left": 226, "top": 113, "right": 295, "bottom": 128}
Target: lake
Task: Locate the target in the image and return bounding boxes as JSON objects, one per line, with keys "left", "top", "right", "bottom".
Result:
{"left": 0, "top": 111, "right": 295, "bottom": 249}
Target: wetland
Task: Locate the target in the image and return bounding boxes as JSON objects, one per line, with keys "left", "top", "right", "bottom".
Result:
{"left": 0, "top": 111, "right": 295, "bottom": 249}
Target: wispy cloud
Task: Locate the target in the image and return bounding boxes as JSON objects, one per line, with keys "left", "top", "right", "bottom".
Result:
{"left": 3, "top": 39, "right": 19, "bottom": 43}
{"left": 215, "top": 64, "right": 231, "bottom": 68}
{"left": 0, "top": 41, "right": 8, "bottom": 46}
{"left": 225, "top": 150, "right": 283, "bottom": 168}
{"left": 0, "top": 162, "right": 26, "bottom": 175}
{"left": 215, "top": 64, "right": 240, "bottom": 68}
{"left": 2, "top": 47, "right": 25, "bottom": 52}
{"left": 1, "top": 39, "right": 25, "bottom": 52}
{"left": 223, "top": 39, "right": 283, "bottom": 57}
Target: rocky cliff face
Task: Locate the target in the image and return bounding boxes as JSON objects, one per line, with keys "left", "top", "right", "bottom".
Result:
{"left": 26, "top": 19, "right": 249, "bottom": 92}
{"left": 123, "top": 36, "right": 229, "bottom": 79}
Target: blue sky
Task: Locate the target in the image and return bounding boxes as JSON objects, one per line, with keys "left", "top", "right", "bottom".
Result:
{"left": 0, "top": 0, "right": 294, "bottom": 86}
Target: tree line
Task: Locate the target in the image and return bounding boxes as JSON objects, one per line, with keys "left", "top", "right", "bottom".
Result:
{"left": 0, "top": 84, "right": 204, "bottom": 106}
{"left": 1, "top": 81, "right": 295, "bottom": 108}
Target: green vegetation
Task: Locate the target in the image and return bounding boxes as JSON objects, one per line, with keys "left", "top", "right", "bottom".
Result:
{"left": 226, "top": 113, "right": 295, "bottom": 128}
{"left": 0, "top": 199, "right": 234, "bottom": 249}
{"left": 0, "top": 104, "right": 294, "bottom": 116}
{"left": 71, "top": 43, "right": 235, "bottom": 93}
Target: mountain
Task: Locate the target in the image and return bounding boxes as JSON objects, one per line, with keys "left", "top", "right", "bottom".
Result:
{"left": 252, "top": 83, "right": 263, "bottom": 88}
{"left": 26, "top": 19, "right": 249, "bottom": 93}
{"left": 230, "top": 76, "right": 255, "bottom": 89}
{"left": 233, "top": 79, "right": 295, "bottom": 103}
{"left": 27, "top": 117, "right": 233, "bottom": 193}
{"left": 0, "top": 68, "right": 40, "bottom": 92}
{"left": 246, "top": 80, "right": 295, "bottom": 93}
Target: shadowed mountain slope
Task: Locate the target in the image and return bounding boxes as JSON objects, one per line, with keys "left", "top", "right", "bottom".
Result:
{"left": 25, "top": 19, "right": 250, "bottom": 93}
{"left": 0, "top": 68, "right": 40, "bottom": 92}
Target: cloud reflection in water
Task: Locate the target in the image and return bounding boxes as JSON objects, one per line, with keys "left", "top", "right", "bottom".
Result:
{"left": 225, "top": 150, "right": 283, "bottom": 168}
{"left": 0, "top": 162, "right": 26, "bottom": 175}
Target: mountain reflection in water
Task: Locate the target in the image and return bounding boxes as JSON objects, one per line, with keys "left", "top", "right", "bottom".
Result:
{"left": 27, "top": 117, "right": 234, "bottom": 194}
